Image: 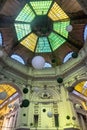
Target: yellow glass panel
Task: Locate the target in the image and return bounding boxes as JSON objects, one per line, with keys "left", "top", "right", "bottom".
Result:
{"left": 75, "top": 81, "right": 85, "bottom": 92}
{"left": 0, "top": 84, "right": 16, "bottom": 105}
{"left": 21, "top": 33, "right": 38, "bottom": 52}
{"left": 74, "top": 81, "right": 87, "bottom": 97}
{"left": 48, "top": 2, "right": 69, "bottom": 21}
{"left": 83, "top": 89, "right": 87, "bottom": 97}
{"left": 81, "top": 101, "right": 87, "bottom": 110}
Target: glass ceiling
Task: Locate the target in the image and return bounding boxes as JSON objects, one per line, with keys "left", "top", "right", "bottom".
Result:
{"left": 14, "top": 0, "right": 70, "bottom": 53}
{"left": 74, "top": 81, "right": 87, "bottom": 97}
{"left": 0, "top": 84, "right": 17, "bottom": 105}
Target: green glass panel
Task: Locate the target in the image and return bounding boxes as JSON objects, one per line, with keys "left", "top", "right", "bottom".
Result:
{"left": 48, "top": 32, "right": 66, "bottom": 51}
{"left": 14, "top": 23, "right": 31, "bottom": 40}
{"left": 36, "top": 37, "right": 51, "bottom": 52}
{"left": 30, "top": 1, "right": 52, "bottom": 15}
{"left": 15, "top": 4, "right": 35, "bottom": 22}
{"left": 53, "top": 21, "right": 70, "bottom": 38}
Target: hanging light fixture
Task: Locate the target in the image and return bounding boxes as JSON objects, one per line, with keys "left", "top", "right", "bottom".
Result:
{"left": 0, "top": 91, "right": 7, "bottom": 100}
{"left": 47, "top": 111, "right": 53, "bottom": 118}
{"left": 8, "top": 104, "right": 13, "bottom": 108}
{"left": 14, "top": 102, "right": 20, "bottom": 108}
{"left": 32, "top": 56, "right": 45, "bottom": 69}
{"left": 33, "top": 87, "right": 39, "bottom": 92}
{"left": 66, "top": 25, "right": 73, "bottom": 32}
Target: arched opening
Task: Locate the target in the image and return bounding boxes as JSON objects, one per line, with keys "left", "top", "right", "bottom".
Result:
{"left": 63, "top": 52, "right": 73, "bottom": 63}
{"left": 0, "top": 32, "right": 2, "bottom": 46}
{"left": 0, "top": 83, "right": 22, "bottom": 130}
{"left": 84, "top": 25, "right": 87, "bottom": 42}
{"left": 11, "top": 54, "right": 25, "bottom": 65}
{"left": 44, "top": 62, "right": 52, "bottom": 68}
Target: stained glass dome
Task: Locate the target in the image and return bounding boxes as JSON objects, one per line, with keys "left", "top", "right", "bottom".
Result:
{"left": 14, "top": 0, "right": 70, "bottom": 53}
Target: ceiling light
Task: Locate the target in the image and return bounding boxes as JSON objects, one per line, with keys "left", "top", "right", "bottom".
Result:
{"left": 33, "top": 87, "right": 39, "bottom": 92}
{"left": 47, "top": 111, "right": 53, "bottom": 117}
{"left": 0, "top": 91, "right": 7, "bottom": 100}
{"left": 8, "top": 104, "right": 13, "bottom": 108}
{"left": 32, "top": 56, "right": 45, "bottom": 69}
{"left": 66, "top": 25, "right": 73, "bottom": 32}
{"left": 14, "top": 102, "right": 20, "bottom": 108}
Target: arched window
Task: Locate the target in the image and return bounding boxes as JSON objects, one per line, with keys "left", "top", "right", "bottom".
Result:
{"left": 0, "top": 33, "right": 2, "bottom": 46}
{"left": 11, "top": 54, "right": 25, "bottom": 65}
{"left": 44, "top": 62, "right": 52, "bottom": 68}
{"left": 84, "top": 25, "right": 87, "bottom": 42}
{"left": 63, "top": 52, "right": 73, "bottom": 63}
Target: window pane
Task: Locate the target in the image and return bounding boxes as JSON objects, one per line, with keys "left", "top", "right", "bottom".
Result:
{"left": 14, "top": 23, "right": 31, "bottom": 40}
{"left": 48, "top": 2, "right": 69, "bottom": 21}
{"left": 84, "top": 25, "right": 87, "bottom": 42}
{"left": 0, "top": 33, "right": 2, "bottom": 46}
{"left": 48, "top": 32, "right": 66, "bottom": 51}
{"left": 53, "top": 21, "right": 70, "bottom": 38}
{"left": 74, "top": 81, "right": 87, "bottom": 97}
{"left": 44, "top": 62, "right": 52, "bottom": 68}
{"left": 36, "top": 37, "right": 51, "bottom": 52}
{"left": 15, "top": 4, "right": 35, "bottom": 22}
{"left": 30, "top": 1, "right": 52, "bottom": 15}
{"left": 11, "top": 54, "right": 25, "bottom": 64}
{"left": 63, "top": 52, "right": 73, "bottom": 63}
{"left": 0, "top": 84, "right": 17, "bottom": 105}
{"left": 21, "top": 33, "right": 38, "bottom": 52}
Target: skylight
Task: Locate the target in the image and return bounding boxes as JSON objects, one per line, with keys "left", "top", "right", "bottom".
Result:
{"left": 48, "top": 32, "right": 66, "bottom": 51}
{"left": 21, "top": 33, "right": 38, "bottom": 52}
{"left": 30, "top": 1, "right": 52, "bottom": 15}
{"left": 14, "top": 23, "right": 31, "bottom": 40}
{"left": 14, "top": 0, "right": 70, "bottom": 53}
{"left": 36, "top": 37, "right": 51, "bottom": 52}
{"left": 53, "top": 21, "right": 70, "bottom": 38}
{"left": 74, "top": 81, "right": 87, "bottom": 97}
{"left": 48, "top": 2, "right": 69, "bottom": 21}
{"left": 0, "top": 84, "right": 17, "bottom": 105}
{"left": 16, "top": 4, "right": 35, "bottom": 22}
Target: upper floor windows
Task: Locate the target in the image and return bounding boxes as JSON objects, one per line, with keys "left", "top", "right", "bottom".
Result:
{"left": 11, "top": 54, "right": 25, "bottom": 65}
{"left": 84, "top": 25, "right": 87, "bottom": 42}
{"left": 0, "top": 33, "right": 2, "bottom": 46}
{"left": 44, "top": 62, "right": 52, "bottom": 68}
{"left": 63, "top": 52, "right": 73, "bottom": 63}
